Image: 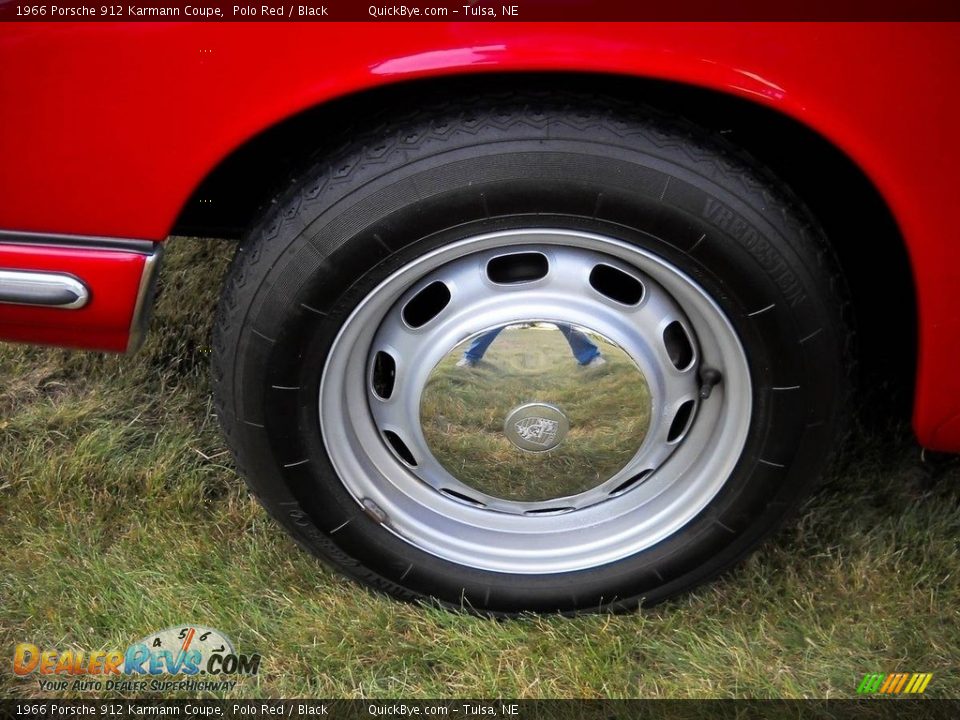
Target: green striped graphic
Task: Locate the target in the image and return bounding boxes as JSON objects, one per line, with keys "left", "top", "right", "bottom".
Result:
{"left": 857, "top": 672, "right": 932, "bottom": 694}
{"left": 857, "top": 673, "right": 885, "bottom": 694}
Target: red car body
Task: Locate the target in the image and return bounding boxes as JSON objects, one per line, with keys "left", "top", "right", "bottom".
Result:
{"left": 1, "top": 22, "right": 959, "bottom": 449}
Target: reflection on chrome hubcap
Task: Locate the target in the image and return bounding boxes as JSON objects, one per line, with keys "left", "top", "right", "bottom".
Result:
{"left": 319, "top": 229, "right": 752, "bottom": 574}
{"left": 421, "top": 323, "right": 651, "bottom": 503}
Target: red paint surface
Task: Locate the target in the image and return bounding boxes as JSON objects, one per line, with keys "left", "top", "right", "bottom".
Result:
{"left": 0, "top": 22, "right": 958, "bottom": 448}
{"left": 0, "top": 244, "right": 145, "bottom": 352}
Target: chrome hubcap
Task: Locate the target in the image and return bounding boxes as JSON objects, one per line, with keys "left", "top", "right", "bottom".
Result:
{"left": 423, "top": 321, "right": 647, "bottom": 503}
{"left": 418, "top": 319, "right": 659, "bottom": 507}
{"left": 320, "top": 229, "right": 752, "bottom": 574}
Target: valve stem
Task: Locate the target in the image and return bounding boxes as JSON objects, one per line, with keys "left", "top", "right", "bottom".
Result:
{"left": 699, "top": 367, "right": 723, "bottom": 399}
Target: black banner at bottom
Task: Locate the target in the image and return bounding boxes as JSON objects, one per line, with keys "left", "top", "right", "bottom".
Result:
{"left": 2, "top": 700, "right": 959, "bottom": 720}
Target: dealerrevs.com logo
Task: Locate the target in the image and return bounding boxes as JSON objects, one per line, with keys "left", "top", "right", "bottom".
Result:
{"left": 13, "top": 625, "right": 261, "bottom": 693}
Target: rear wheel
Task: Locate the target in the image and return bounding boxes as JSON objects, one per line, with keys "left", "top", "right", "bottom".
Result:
{"left": 212, "top": 95, "right": 850, "bottom": 614}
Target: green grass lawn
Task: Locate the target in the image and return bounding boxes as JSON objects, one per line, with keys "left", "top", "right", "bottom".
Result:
{"left": 1, "top": 237, "right": 958, "bottom": 699}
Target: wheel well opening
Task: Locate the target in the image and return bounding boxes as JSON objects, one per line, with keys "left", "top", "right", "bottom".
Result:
{"left": 172, "top": 73, "right": 916, "bottom": 421}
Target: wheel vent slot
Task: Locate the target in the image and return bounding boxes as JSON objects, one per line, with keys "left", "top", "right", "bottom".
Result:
{"left": 663, "top": 321, "right": 694, "bottom": 370}
{"left": 486, "top": 252, "right": 549, "bottom": 284}
{"left": 440, "top": 488, "right": 486, "bottom": 508}
{"left": 383, "top": 430, "right": 417, "bottom": 466}
{"left": 608, "top": 470, "right": 653, "bottom": 497}
{"left": 371, "top": 351, "right": 396, "bottom": 400}
{"left": 524, "top": 506, "right": 575, "bottom": 516}
{"left": 402, "top": 281, "right": 451, "bottom": 328}
{"left": 667, "top": 400, "right": 696, "bottom": 443}
{"left": 589, "top": 264, "right": 644, "bottom": 305}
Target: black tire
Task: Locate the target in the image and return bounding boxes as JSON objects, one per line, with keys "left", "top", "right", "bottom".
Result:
{"left": 212, "top": 93, "right": 851, "bottom": 614}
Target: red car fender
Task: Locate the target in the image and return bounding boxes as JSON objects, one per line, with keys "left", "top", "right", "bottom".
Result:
{"left": 0, "top": 22, "right": 958, "bottom": 448}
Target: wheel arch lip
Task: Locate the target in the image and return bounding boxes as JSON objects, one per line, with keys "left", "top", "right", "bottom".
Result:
{"left": 1, "top": 24, "right": 925, "bottom": 242}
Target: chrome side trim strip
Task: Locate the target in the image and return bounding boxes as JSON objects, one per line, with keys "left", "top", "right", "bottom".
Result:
{"left": 0, "top": 229, "right": 157, "bottom": 254}
{"left": 0, "top": 270, "right": 90, "bottom": 309}
{"left": 126, "top": 244, "right": 164, "bottom": 353}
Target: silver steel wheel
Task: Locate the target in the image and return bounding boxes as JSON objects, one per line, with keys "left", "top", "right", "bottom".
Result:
{"left": 320, "top": 229, "right": 752, "bottom": 574}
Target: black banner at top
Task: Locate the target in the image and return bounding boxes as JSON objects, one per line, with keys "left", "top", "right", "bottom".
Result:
{"left": 2, "top": 0, "right": 960, "bottom": 22}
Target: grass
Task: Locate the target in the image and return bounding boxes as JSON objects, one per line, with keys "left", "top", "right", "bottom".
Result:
{"left": 1, "top": 236, "right": 959, "bottom": 699}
